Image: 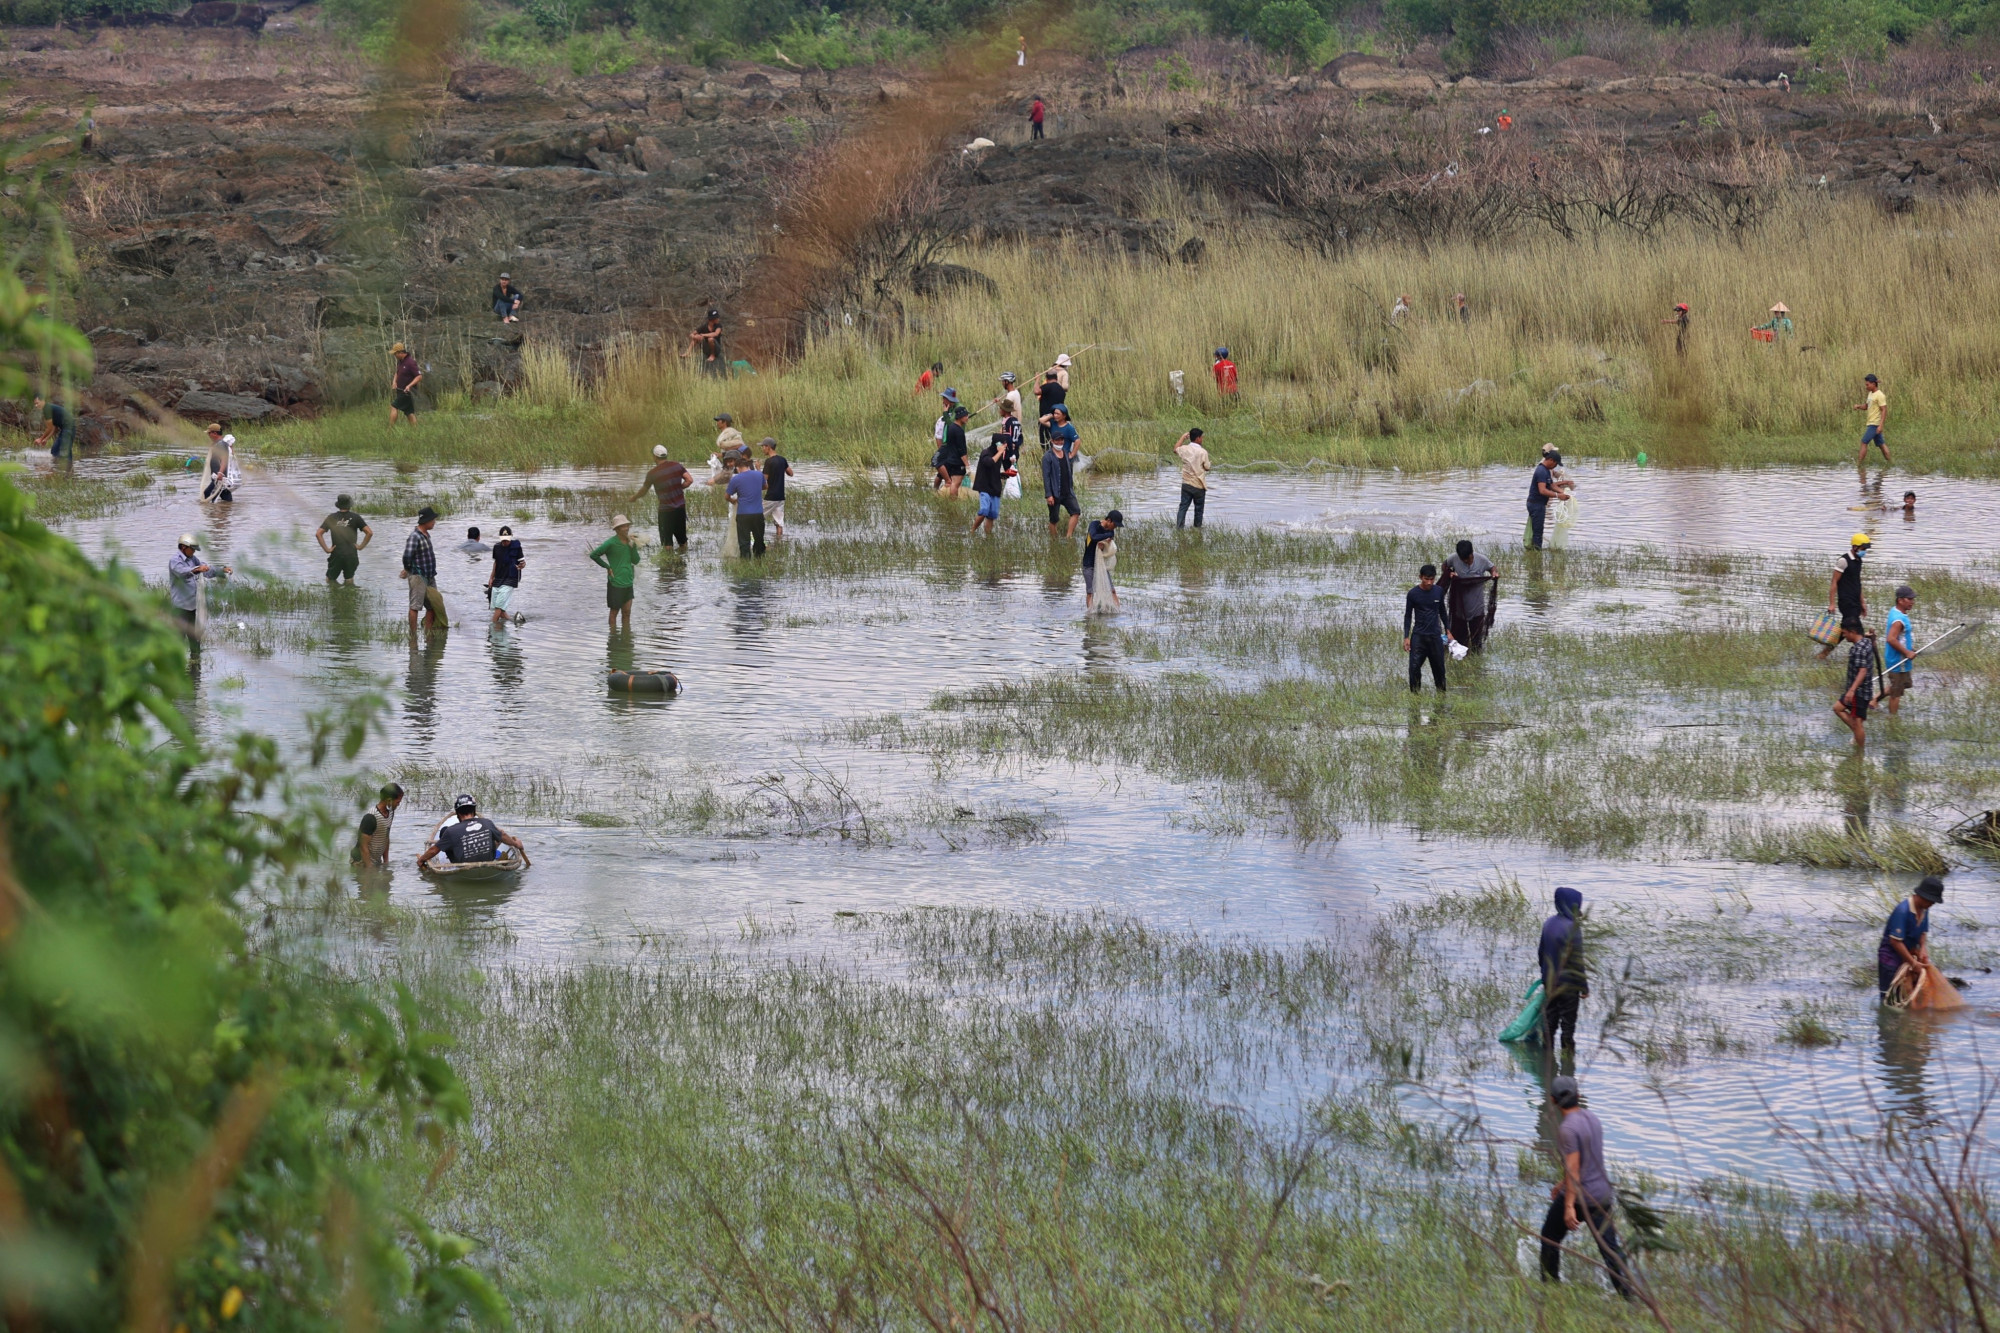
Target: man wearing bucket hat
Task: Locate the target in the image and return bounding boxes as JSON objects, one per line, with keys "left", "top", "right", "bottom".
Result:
{"left": 590, "top": 514, "right": 642, "bottom": 629}
{"left": 1852, "top": 373, "right": 1890, "bottom": 465}
{"left": 389, "top": 342, "right": 421, "bottom": 425}
{"left": 167, "top": 532, "right": 230, "bottom": 657}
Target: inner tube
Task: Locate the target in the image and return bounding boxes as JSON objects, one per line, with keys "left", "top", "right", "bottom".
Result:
{"left": 607, "top": 669, "right": 680, "bottom": 695}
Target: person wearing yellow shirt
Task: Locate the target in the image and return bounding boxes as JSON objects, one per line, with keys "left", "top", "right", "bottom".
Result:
{"left": 1852, "top": 373, "right": 1890, "bottom": 466}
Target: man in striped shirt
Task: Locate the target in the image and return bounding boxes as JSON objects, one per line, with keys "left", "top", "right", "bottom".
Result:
{"left": 403, "top": 506, "right": 441, "bottom": 632}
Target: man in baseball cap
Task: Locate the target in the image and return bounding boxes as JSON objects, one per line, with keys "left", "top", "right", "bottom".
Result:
{"left": 167, "top": 532, "right": 230, "bottom": 658}
{"left": 1539, "top": 1074, "right": 1635, "bottom": 1299}
{"left": 419, "top": 793, "right": 530, "bottom": 869}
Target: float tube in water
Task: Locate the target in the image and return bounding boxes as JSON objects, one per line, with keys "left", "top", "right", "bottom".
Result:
{"left": 607, "top": 668, "right": 680, "bottom": 695}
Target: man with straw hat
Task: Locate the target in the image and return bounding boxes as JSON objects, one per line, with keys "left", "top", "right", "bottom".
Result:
{"left": 389, "top": 342, "right": 421, "bottom": 426}
{"left": 590, "top": 514, "right": 641, "bottom": 629}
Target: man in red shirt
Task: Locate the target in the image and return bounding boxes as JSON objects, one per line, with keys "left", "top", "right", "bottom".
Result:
{"left": 1212, "top": 347, "right": 1238, "bottom": 397}
{"left": 389, "top": 342, "right": 421, "bottom": 425}
{"left": 913, "top": 361, "right": 942, "bottom": 395}
{"left": 1030, "top": 97, "right": 1045, "bottom": 140}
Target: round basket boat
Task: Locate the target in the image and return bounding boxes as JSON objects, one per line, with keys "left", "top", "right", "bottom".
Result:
{"left": 419, "top": 849, "right": 526, "bottom": 882}
{"left": 607, "top": 668, "right": 680, "bottom": 695}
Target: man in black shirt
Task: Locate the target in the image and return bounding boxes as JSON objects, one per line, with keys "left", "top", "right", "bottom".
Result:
{"left": 1526, "top": 448, "right": 1566, "bottom": 550}
{"left": 683, "top": 308, "right": 724, "bottom": 375}
{"left": 937, "top": 406, "right": 970, "bottom": 498}
{"left": 1035, "top": 369, "right": 1066, "bottom": 446}
{"left": 760, "top": 437, "right": 794, "bottom": 538}
{"left": 32, "top": 392, "right": 75, "bottom": 461}
{"left": 1820, "top": 533, "right": 1869, "bottom": 659}
{"left": 1402, "top": 563, "right": 1457, "bottom": 694}
{"left": 418, "top": 794, "right": 530, "bottom": 868}
{"left": 970, "top": 435, "right": 1007, "bottom": 534}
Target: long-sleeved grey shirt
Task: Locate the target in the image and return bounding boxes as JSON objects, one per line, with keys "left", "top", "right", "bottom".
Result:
{"left": 167, "top": 549, "right": 221, "bottom": 610}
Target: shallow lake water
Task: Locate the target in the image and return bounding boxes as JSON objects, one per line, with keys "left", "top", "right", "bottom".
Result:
{"left": 33, "top": 446, "right": 2000, "bottom": 1192}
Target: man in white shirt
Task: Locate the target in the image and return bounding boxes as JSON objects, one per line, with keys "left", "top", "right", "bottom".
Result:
{"left": 1173, "top": 428, "right": 1211, "bottom": 529}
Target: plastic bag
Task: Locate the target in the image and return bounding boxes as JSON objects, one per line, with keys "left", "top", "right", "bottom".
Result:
{"left": 1498, "top": 979, "right": 1545, "bottom": 1042}
{"left": 1003, "top": 473, "right": 1021, "bottom": 500}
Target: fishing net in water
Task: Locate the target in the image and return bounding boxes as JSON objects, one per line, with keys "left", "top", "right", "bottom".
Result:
{"left": 1884, "top": 961, "right": 1967, "bottom": 1012}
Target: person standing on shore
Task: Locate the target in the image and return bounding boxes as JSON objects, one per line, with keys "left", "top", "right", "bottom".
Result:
{"left": 316, "top": 494, "right": 372, "bottom": 584}
{"left": 1030, "top": 95, "right": 1046, "bottom": 139}
{"left": 402, "top": 507, "right": 441, "bottom": 633}
{"left": 591, "top": 515, "right": 641, "bottom": 629}
{"left": 1663, "top": 302, "right": 1689, "bottom": 357}
{"left": 760, "top": 437, "right": 793, "bottom": 539}
{"left": 1539, "top": 1075, "right": 1636, "bottom": 1300}
{"left": 486, "top": 525, "right": 524, "bottom": 625}
{"left": 389, "top": 342, "right": 421, "bottom": 425}
{"left": 1211, "top": 348, "right": 1238, "bottom": 398}
{"left": 1453, "top": 292, "right": 1469, "bottom": 324}
{"left": 1853, "top": 373, "right": 1891, "bottom": 466}
{"left": 1402, "top": 563, "right": 1455, "bottom": 693}
{"left": 1174, "top": 427, "right": 1211, "bottom": 529}
{"left": 634, "top": 444, "right": 692, "bottom": 550}
{"left": 1041, "top": 404, "right": 1081, "bottom": 538}
{"left": 1884, "top": 584, "right": 1916, "bottom": 714}
{"left": 726, "top": 458, "right": 768, "bottom": 557}
{"left": 1443, "top": 539, "right": 1497, "bottom": 651}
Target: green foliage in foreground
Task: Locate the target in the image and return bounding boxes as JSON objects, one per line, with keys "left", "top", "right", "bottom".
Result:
{"left": 0, "top": 469, "right": 500, "bottom": 1327}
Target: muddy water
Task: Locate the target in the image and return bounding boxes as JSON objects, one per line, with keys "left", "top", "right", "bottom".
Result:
{"left": 34, "top": 447, "right": 2000, "bottom": 1190}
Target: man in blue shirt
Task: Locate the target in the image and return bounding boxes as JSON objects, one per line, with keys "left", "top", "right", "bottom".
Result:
{"left": 1402, "top": 563, "right": 1456, "bottom": 693}
{"left": 1879, "top": 875, "right": 1942, "bottom": 998}
{"left": 1526, "top": 446, "right": 1567, "bottom": 550}
{"left": 1883, "top": 584, "right": 1915, "bottom": 714}
{"left": 725, "top": 457, "right": 767, "bottom": 557}
{"left": 1041, "top": 405, "right": 1081, "bottom": 538}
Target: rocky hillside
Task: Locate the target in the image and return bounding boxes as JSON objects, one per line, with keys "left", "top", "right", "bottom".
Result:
{"left": 7, "top": 12, "right": 1999, "bottom": 444}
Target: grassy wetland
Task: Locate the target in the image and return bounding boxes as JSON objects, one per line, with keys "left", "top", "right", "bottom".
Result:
{"left": 246, "top": 196, "right": 2000, "bottom": 475}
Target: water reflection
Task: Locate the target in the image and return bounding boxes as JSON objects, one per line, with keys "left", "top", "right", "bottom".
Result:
{"left": 404, "top": 631, "right": 447, "bottom": 745}
{"left": 1081, "top": 616, "right": 1120, "bottom": 677}
{"left": 1876, "top": 1008, "right": 1938, "bottom": 1122}
{"left": 1834, "top": 753, "right": 1872, "bottom": 833}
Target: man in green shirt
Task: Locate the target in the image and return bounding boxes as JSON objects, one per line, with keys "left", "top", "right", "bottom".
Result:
{"left": 316, "top": 494, "right": 373, "bottom": 583}
{"left": 590, "top": 514, "right": 640, "bottom": 629}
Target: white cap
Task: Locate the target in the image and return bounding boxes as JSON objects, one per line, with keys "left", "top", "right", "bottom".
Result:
{"left": 178, "top": 532, "right": 198, "bottom": 547}
{"left": 221, "top": 434, "right": 236, "bottom": 446}
{"left": 652, "top": 444, "right": 668, "bottom": 457}
{"left": 1055, "top": 354, "right": 1072, "bottom": 366}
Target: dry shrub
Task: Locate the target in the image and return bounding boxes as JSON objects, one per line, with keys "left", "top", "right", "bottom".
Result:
{"left": 519, "top": 337, "right": 582, "bottom": 408}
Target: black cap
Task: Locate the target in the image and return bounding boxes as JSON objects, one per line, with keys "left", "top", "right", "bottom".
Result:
{"left": 417, "top": 506, "right": 438, "bottom": 522}
{"left": 1106, "top": 509, "right": 1124, "bottom": 525}
{"left": 1550, "top": 1075, "right": 1580, "bottom": 1108}
{"left": 1916, "top": 875, "right": 1945, "bottom": 903}
{"left": 453, "top": 793, "right": 477, "bottom": 812}
{"left": 1865, "top": 373, "right": 1878, "bottom": 383}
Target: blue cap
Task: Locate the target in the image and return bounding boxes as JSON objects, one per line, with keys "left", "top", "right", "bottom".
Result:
{"left": 1215, "top": 347, "right": 1229, "bottom": 358}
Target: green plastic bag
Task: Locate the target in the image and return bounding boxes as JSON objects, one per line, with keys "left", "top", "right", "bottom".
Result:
{"left": 1498, "top": 978, "right": 1544, "bottom": 1043}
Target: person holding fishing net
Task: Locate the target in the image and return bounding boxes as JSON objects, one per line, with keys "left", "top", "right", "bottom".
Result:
{"left": 1879, "top": 876, "right": 1964, "bottom": 1012}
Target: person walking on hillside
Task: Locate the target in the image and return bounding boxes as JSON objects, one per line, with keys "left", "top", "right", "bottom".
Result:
{"left": 1663, "top": 302, "right": 1690, "bottom": 357}
{"left": 486, "top": 525, "right": 524, "bottom": 625}
{"left": 760, "top": 437, "right": 793, "bottom": 538}
{"left": 1390, "top": 294, "right": 1411, "bottom": 325}
{"left": 389, "top": 342, "right": 421, "bottom": 425}
{"left": 634, "top": 444, "right": 692, "bottom": 550}
{"left": 1402, "top": 564, "right": 1455, "bottom": 694}
{"left": 1035, "top": 371, "right": 1064, "bottom": 447}
{"left": 684, "top": 308, "right": 725, "bottom": 375}
{"left": 591, "top": 515, "right": 641, "bottom": 629}
{"left": 1453, "top": 292, "right": 1469, "bottom": 324}
{"left": 1538, "top": 887, "right": 1588, "bottom": 1050}
{"left": 1041, "top": 404, "right": 1081, "bottom": 538}
{"left": 1443, "top": 538, "right": 1497, "bottom": 651}
{"left": 316, "top": 493, "right": 372, "bottom": 584}
{"left": 1030, "top": 96, "right": 1046, "bottom": 139}
{"left": 1853, "top": 373, "right": 1891, "bottom": 466}
{"left": 913, "top": 361, "right": 942, "bottom": 396}
{"left": 1819, "top": 533, "right": 1870, "bottom": 659}
{"left": 402, "top": 507, "right": 442, "bottom": 633}
{"left": 1046, "top": 353, "right": 1073, "bottom": 392}
{"left": 1879, "top": 876, "right": 1944, "bottom": 999}
{"left": 1833, "top": 622, "right": 1879, "bottom": 747}
{"left": 1884, "top": 584, "right": 1916, "bottom": 714}
{"left": 491, "top": 273, "right": 523, "bottom": 322}
{"left": 1174, "top": 427, "right": 1211, "bottom": 529}
{"left": 1211, "top": 347, "right": 1238, "bottom": 397}
{"left": 30, "top": 391, "right": 74, "bottom": 463}
{"left": 1539, "top": 1075, "right": 1636, "bottom": 1300}
{"left": 1753, "top": 302, "right": 1793, "bottom": 339}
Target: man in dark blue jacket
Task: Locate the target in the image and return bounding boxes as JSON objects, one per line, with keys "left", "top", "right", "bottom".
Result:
{"left": 1402, "top": 564, "right": 1455, "bottom": 693}
{"left": 1539, "top": 886, "right": 1588, "bottom": 1049}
